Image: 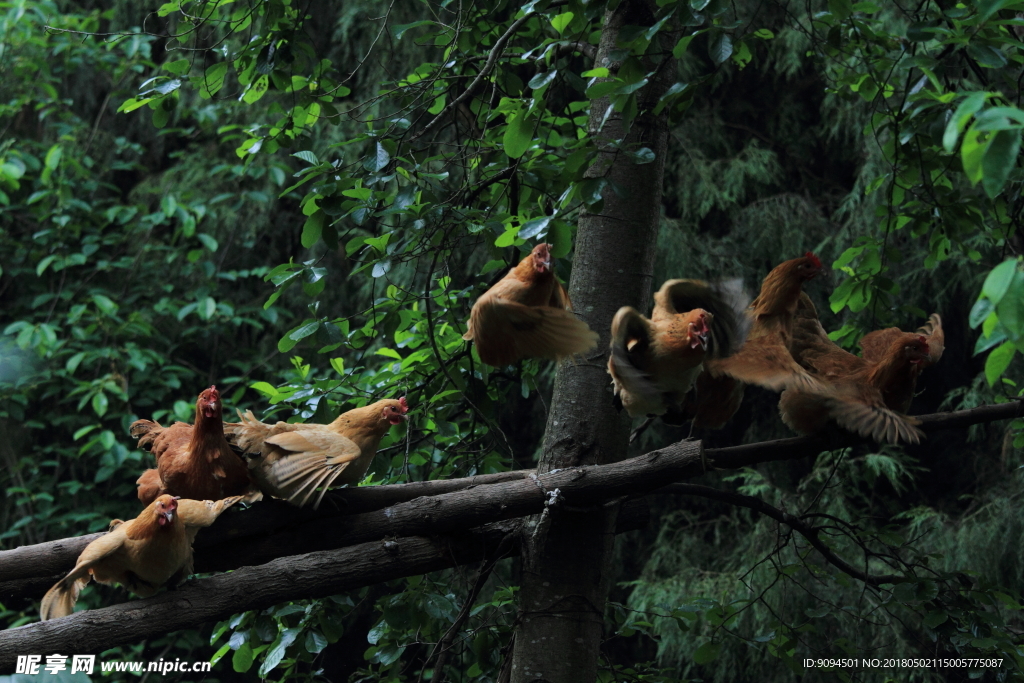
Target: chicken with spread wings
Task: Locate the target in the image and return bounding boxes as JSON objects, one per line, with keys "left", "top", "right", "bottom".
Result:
{"left": 40, "top": 494, "right": 240, "bottom": 620}
{"left": 608, "top": 279, "right": 749, "bottom": 418}
{"left": 225, "top": 397, "right": 409, "bottom": 508}
{"left": 778, "top": 294, "right": 943, "bottom": 444}
{"left": 706, "top": 252, "right": 825, "bottom": 393}
{"left": 463, "top": 243, "right": 598, "bottom": 367}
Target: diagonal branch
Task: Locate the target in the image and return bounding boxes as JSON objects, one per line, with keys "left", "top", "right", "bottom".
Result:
{"left": 655, "top": 483, "right": 902, "bottom": 585}
{"left": 407, "top": 13, "right": 535, "bottom": 143}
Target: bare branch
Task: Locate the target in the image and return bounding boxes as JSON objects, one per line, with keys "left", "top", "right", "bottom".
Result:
{"left": 408, "top": 13, "right": 534, "bottom": 143}
{"left": 655, "top": 483, "right": 902, "bottom": 585}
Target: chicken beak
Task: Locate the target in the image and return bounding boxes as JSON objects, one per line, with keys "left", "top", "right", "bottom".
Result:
{"left": 164, "top": 510, "right": 175, "bottom": 524}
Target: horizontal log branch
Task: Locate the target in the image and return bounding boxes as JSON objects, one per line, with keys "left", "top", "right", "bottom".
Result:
{"left": 703, "top": 400, "right": 1024, "bottom": 470}
{"left": 0, "top": 522, "right": 518, "bottom": 673}
{"left": 2, "top": 401, "right": 1019, "bottom": 607}
{"left": 0, "top": 502, "right": 649, "bottom": 671}
{"left": 0, "top": 471, "right": 532, "bottom": 598}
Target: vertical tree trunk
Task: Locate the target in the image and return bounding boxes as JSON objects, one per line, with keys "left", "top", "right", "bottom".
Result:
{"left": 510, "top": 2, "right": 676, "bottom": 681}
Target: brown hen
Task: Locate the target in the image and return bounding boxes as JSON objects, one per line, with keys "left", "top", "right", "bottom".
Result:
{"left": 462, "top": 243, "right": 598, "bottom": 367}
{"left": 225, "top": 397, "right": 409, "bottom": 508}
{"left": 131, "top": 386, "right": 254, "bottom": 505}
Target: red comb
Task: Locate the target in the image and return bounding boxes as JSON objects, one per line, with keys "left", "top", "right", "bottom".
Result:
{"left": 398, "top": 396, "right": 409, "bottom": 412}
{"left": 805, "top": 252, "right": 822, "bottom": 268}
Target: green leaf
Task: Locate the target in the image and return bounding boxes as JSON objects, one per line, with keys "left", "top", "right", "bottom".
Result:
{"left": 829, "top": 0, "right": 853, "bottom": 19}
{"left": 943, "top": 92, "right": 988, "bottom": 153}
{"left": 982, "top": 128, "right": 1020, "bottom": 198}
{"left": 92, "top": 294, "right": 118, "bottom": 315}
{"left": 44, "top": 145, "right": 63, "bottom": 171}
{"left": 503, "top": 112, "right": 534, "bottom": 159}
{"left": 305, "top": 630, "right": 328, "bottom": 654}
{"left": 330, "top": 357, "right": 345, "bottom": 375}
{"left": 708, "top": 33, "right": 733, "bottom": 64}
{"left": 197, "top": 233, "right": 219, "bottom": 252}
{"left": 985, "top": 341, "right": 1015, "bottom": 386}
{"left": 242, "top": 75, "right": 269, "bottom": 104}
{"left": 693, "top": 641, "right": 721, "bottom": 664}
{"left": 551, "top": 11, "right": 574, "bottom": 34}
{"left": 293, "top": 150, "right": 319, "bottom": 165}
{"left": 529, "top": 70, "right": 558, "bottom": 90}
{"left": 251, "top": 381, "right": 278, "bottom": 397}
{"left": 92, "top": 391, "right": 109, "bottom": 418}
{"left": 393, "top": 20, "right": 433, "bottom": 39}
{"left": 923, "top": 610, "right": 948, "bottom": 628}
{"left": 519, "top": 216, "right": 551, "bottom": 240}
{"left": 290, "top": 321, "right": 321, "bottom": 341}
{"left": 232, "top": 643, "right": 254, "bottom": 673}
{"left": 302, "top": 210, "right": 325, "bottom": 248}
{"left": 201, "top": 296, "right": 217, "bottom": 320}
{"left": 982, "top": 259, "right": 1018, "bottom": 305}
{"left": 365, "top": 141, "right": 390, "bottom": 172}
{"left": 977, "top": 0, "right": 1018, "bottom": 23}
{"left": 372, "top": 260, "right": 392, "bottom": 278}
{"left": 73, "top": 425, "right": 97, "bottom": 441}
{"left": 163, "top": 58, "right": 190, "bottom": 75}
{"left": 753, "top": 28, "right": 774, "bottom": 39}
{"left": 198, "top": 62, "right": 228, "bottom": 99}
{"left": 967, "top": 44, "right": 1008, "bottom": 69}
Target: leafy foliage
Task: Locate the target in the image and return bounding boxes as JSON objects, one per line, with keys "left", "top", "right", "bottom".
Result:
{"left": 3, "top": 0, "right": 1024, "bottom": 680}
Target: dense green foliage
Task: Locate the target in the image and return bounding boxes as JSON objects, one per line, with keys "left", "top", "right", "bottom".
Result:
{"left": 4, "top": 0, "right": 1024, "bottom": 680}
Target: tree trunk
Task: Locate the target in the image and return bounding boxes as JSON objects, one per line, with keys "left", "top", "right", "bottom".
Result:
{"left": 510, "top": 2, "right": 676, "bottom": 680}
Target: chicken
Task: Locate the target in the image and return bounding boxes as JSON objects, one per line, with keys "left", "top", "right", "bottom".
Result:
{"left": 706, "top": 253, "right": 825, "bottom": 392}
{"left": 131, "top": 386, "right": 254, "bottom": 505}
{"left": 40, "top": 494, "right": 239, "bottom": 620}
{"left": 462, "top": 242, "right": 599, "bottom": 367}
{"left": 858, "top": 313, "right": 944, "bottom": 413}
{"left": 225, "top": 397, "right": 409, "bottom": 508}
{"left": 608, "top": 279, "right": 749, "bottom": 418}
{"left": 778, "top": 294, "right": 942, "bottom": 444}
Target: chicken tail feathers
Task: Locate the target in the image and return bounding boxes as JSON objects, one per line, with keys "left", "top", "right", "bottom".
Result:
{"left": 917, "top": 313, "right": 945, "bottom": 365}
{"left": 608, "top": 307, "right": 663, "bottom": 417}
{"left": 129, "top": 419, "right": 163, "bottom": 452}
{"left": 223, "top": 410, "right": 269, "bottom": 456}
{"left": 40, "top": 573, "right": 91, "bottom": 621}
{"left": 471, "top": 298, "right": 598, "bottom": 367}
{"left": 657, "top": 279, "right": 752, "bottom": 358}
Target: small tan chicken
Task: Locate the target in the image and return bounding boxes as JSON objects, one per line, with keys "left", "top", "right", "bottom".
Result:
{"left": 778, "top": 294, "right": 943, "bottom": 444}
{"left": 131, "top": 386, "right": 254, "bottom": 505}
{"left": 225, "top": 397, "right": 409, "bottom": 508}
{"left": 40, "top": 494, "right": 239, "bottom": 620}
{"left": 608, "top": 279, "right": 749, "bottom": 418}
{"left": 462, "top": 242, "right": 598, "bottom": 367}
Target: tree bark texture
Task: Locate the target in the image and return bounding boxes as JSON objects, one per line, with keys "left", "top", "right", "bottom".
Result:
{"left": 0, "top": 469, "right": 531, "bottom": 606}
{"left": 3, "top": 401, "right": 1018, "bottom": 611}
{"left": 512, "top": 2, "right": 678, "bottom": 680}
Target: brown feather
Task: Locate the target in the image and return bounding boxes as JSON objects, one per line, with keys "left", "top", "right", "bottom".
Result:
{"left": 778, "top": 293, "right": 934, "bottom": 444}
{"left": 224, "top": 398, "right": 409, "bottom": 508}
{"left": 463, "top": 243, "right": 597, "bottom": 366}
{"left": 131, "top": 386, "right": 255, "bottom": 505}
